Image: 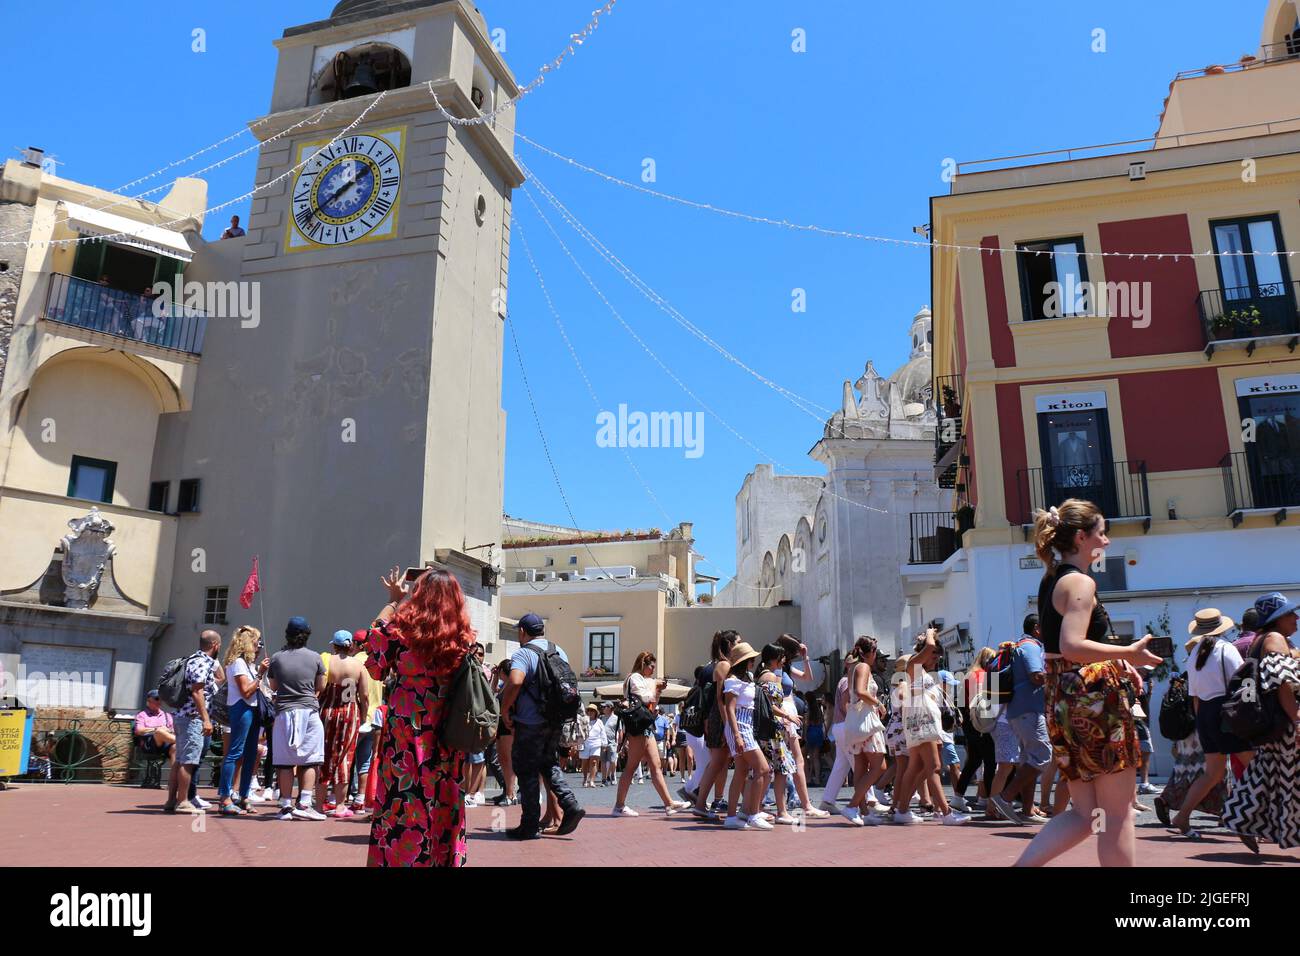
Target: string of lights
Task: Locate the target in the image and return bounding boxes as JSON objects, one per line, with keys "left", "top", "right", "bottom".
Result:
{"left": 516, "top": 131, "right": 1300, "bottom": 263}
{"left": 518, "top": 155, "right": 833, "bottom": 422}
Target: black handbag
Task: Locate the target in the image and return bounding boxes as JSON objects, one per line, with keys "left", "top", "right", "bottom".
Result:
{"left": 615, "top": 677, "right": 655, "bottom": 736}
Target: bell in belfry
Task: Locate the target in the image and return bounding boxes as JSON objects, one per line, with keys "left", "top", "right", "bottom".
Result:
{"left": 343, "top": 56, "right": 381, "bottom": 98}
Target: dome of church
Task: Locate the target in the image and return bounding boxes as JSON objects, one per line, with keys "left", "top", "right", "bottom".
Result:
{"left": 888, "top": 353, "right": 932, "bottom": 407}
{"left": 332, "top": 0, "right": 452, "bottom": 19}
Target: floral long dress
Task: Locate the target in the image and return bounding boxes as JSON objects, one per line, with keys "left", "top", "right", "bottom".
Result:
{"left": 758, "top": 679, "right": 796, "bottom": 777}
{"left": 361, "top": 621, "right": 467, "bottom": 867}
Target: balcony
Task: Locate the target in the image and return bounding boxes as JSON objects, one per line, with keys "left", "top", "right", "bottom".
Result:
{"left": 934, "top": 374, "right": 963, "bottom": 489}
{"left": 1221, "top": 450, "right": 1300, "bottom": 526}
{"left": 908, "top": 510, "right": 974, "bottom": 565}
{"left": 1016, "top": 459, "right": 1151, "bottom": 531}
{"left": 43, "top": 274, "right": 207, "bottom": 356}
{"left": 1198, "top": 281, "right": 1300, "bottom": 358}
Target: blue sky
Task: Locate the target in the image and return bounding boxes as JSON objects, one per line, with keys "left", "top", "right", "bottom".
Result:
{"left": 4, "top": 0, "right": 1267, "bottom": 588}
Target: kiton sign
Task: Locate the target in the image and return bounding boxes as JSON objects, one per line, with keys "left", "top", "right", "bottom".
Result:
{"left": 1235, "top": 374, "right": 1300, "bottom": 398}
{"left": 1035, "top": 391, "right": 1108, "bottom": 414}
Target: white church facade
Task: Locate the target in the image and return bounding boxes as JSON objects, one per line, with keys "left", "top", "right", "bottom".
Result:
{"left": 716, "top": 307, "right": 948, "bottom": 658}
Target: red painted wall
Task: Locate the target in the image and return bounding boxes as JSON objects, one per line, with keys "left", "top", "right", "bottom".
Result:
{"left": 1098, "top": 214, "right": 1204, "bottom": 357}
{"left": 1117, "top": 367, "right": 1230, "bottom": 471}
{"left": 995, "top": 382, "right": 1027, "bottom": 523}
{"left": 982, "top": 237, "right": 1016, "bottom": 368}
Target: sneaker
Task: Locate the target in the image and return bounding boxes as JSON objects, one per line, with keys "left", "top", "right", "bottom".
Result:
{"left": 611, "top": 805, "right": 639, "bottom": 817}
{"left": 988, "top": 793, "right": 1027, "bottom": 826}
{"left": 175, "top": 800, "right": 204, "bottom": 814}
{"left": 1138, "top": 782, "right": 1159, "bottom": 795}
{"left": 333, "top": 806, "right": 355, "bottom": 819}
{"left": 749, "top": 814, "right": 774, "bottom": 830}
{"left": 690, "top": 806, "right": 718, "bottom": 820}
{"left": 677, "top": 786, "right": 697, "bottom": 804}
{"left": 162, "top": 800, "right": 177, "bottom": 814}
{"left": 322, "top": 801, "right": 337, "bottom": 813}
{"left": 191, "top": 796, "right": 213, "bottom": 810}
{"left": 723, "top": 815, "right": 750, "bottom": 830}
{"left": 863, "top": 811, "right": 885, "bottom": 826}
{"left": 893, "top": 810, "right": 923, "bottom": 825}
{"left": 291, "top": 804, "right": 327, "bottom": 821}
{"left": 276, "top": 805, "right": 295, "bottom": 821}
{"left": 247, "top": 790, "right": 268, "bottom": 803}
{"left": 840, "top": 807, "right": 864, "bottom": 826}
{"left": 818, "top": 800, "right": 839, "bottom": 813}
{"left": 775, "top": 814, "right": 798, "bottom": 825}
{"left": 471, "top": 791, "right": 487, "bottom": 806}
{"left": 711, "top": 799, "right": 728, "bottom": 813}
{"left": 940, "top": 811, "right": 971, "bottom": 826}
{"left": 950, "top": 795, "right": 969, "bottom": 813}
{"left": 505, "top": 826, "right": 541, "bottom": 840}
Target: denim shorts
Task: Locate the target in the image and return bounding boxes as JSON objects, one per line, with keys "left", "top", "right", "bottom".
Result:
{"left": 940, "top": 741, "right": 960, "bottom": 766}
{"left": 1007, "top": 712, "right": 1052, "bottom": 768}
{"left": 468, "top": 750, "right": 486, "bottom": 765}
{"left": 174, "top": 714, "right": 209, "bottom": 766}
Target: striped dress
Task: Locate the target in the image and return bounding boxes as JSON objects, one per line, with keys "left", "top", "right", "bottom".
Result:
{"left": 1220, "top": 654, "right": 1300, "bottom": 848}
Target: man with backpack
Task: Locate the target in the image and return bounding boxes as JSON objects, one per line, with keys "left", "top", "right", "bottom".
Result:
{"left": 500, "top": 613, "right": 584, "bottom": 840}
{"left": 986, "top": 615, "right": 1051, "bottom": 825}
{"left": 162, "top": 630, "right": 224, "bottom": 814}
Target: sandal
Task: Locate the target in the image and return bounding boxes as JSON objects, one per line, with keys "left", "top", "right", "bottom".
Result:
{"left": 1237, "top": 832, "right": 1260, "bottom": 855}
{"left": 1153, "top": 796, "right": 1170, "bottom": 827}
{"left": 1166, "top": 826, "right": 1202, "bottom": 841}
{"left": 219, "top": 803, "right": 243, "bottom": 817}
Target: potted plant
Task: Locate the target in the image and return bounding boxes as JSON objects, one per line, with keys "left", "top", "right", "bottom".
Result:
{"left": 941, "top": 384, "right": 961, "bottom": 419}
{"left": 1209, "top": 313, "right": 1237, "bottom": 340}
{"left": 1232, "top": 305, "right": 1263, "bottom": 336}
{"left": 955, "top": 504, "right": 975, "bottom": 535}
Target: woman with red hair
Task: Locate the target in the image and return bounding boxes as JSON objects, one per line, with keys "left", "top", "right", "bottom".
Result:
{"left": 360, "top": 566, "right": 476, "bottom": 867}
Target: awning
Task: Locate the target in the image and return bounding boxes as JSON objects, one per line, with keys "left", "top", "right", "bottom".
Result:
{"left": 58, "top": 201, "right": 194, "bottom": 262}
{"left": 933, "top": 435, "right": 961, "bottom": 482}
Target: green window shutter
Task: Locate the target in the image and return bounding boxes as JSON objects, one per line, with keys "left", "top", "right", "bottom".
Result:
{"left": 71, "top": 240, "right": 106, "bottom": 281}
{"left": 152, "top": 255, "right": 183, "bottom": 296}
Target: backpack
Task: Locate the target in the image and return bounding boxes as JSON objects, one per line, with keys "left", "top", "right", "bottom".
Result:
{"left": 157, "top": 655, "right": 191, "bottom": 709}
{"left": 752, "top": 675, "right": 779, "bottom": 742}
{"left": 522, "top": 641, "right": 581, "bottom": 724}
{"left": 967, "top": 669, "right": 1001, "bottom": 734}
{"left": 208, "top": 680, "right": 230, "bottom": 727}
{"left": 680, "top": 663, "right": 711, "bottom": 737}
{"left": 1158, "top": 672, "right": 1197, "bottom": 741}
{"left": 1219, "top": 635, "right": 1290, "bottom": 747}
{"left": 986, "top": 639, "right": 1032, "bottom": 705}
{"left": 440, "top": 651, "right": 501, "bottom": 754}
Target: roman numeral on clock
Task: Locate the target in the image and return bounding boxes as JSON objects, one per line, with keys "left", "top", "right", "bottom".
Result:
{"left": 295, "top": 206, "right": 317, "bottom": 229}
{"left": 381, "top": 176, "right": 400, "bottom": 189}
{"left": 371, "top": 196, "right": 393, "bottom": 218}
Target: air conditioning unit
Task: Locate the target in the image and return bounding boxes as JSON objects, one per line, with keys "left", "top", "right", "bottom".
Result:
{"left": 543, "top": 571, "right": 559, "bottom": 582}
{"left": 514, "top": 569, "right": 537, "bottom": 583}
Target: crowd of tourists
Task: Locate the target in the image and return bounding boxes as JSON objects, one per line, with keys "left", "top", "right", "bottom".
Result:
{"left": 139, "top": 497, "right": 1300, "bottom": 867}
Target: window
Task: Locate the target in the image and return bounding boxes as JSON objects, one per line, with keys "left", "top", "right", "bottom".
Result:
{"left": 68, "top": 455, "right": 116, "bottom": 503}
{"left": 1236, "top": 375, "right": 1300, "bottom": 509}
{"left": 1209, "top": 215, "right": 1294, "bottom": 336}
{"left": 204, "top": 586, "right": 229, "bottom": 625}
{"left": 585, "top": 629, "right": 618, "bottom": 673}
{"left": 568, "top": 555, "right": 577, "bottom": 565}
{"left": 148, "top": 481, "right": 170, "bottom": 513}
{"left": 177, "top": 478, "right": 201, "bottom": 513}
{"left": 1017, "top": 237, "right": 1089, "bottom": 321}
{"left": 544, "top": 556, "right": 554, "bottom": 567}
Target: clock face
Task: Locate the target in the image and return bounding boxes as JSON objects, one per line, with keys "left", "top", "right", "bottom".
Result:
{"left": 287, "top": 129, "right": 404, "bottom": 250}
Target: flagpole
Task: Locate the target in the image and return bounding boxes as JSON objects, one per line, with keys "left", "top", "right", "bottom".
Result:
{"left": 256, "top": 555, "right": 267, "bottom": 643}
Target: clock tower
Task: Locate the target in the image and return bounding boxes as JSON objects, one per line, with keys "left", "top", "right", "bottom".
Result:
{"left": 159, "top": 0, "right": 522, "bottom": 653}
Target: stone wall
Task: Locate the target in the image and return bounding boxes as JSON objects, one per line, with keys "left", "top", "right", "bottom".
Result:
{"left": 31, "top": 708, "right": 134, "bottom": 783}
{"left": 0, "top": 202, "right": 33, "bottom": 392}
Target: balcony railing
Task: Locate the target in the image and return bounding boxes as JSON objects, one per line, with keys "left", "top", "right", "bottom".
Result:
{"left": 1197, "top": 281, "right": 1300, "bottom": 356}
{"left": 43, "top": 273, "right": 206, "bottom": 355}
{"left": 1221, "top": 450, "right": 1300, "bottom": 525}
{"left": 908, "top": 511, "right": 962, "bottom": 565}
{"left": 934, "top": 373, "right": 963, "bottom": 489}
{"left": 1016, "top": 459, "right": 1151, "bottom": 530}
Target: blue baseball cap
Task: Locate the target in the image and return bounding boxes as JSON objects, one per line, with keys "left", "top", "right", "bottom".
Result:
{"left": 146, "top": 689, "right": 160, "bottom": 699}
{"left": 286, "top": 616, "right": 311, "bottom": 636}
{"left": 1255, "top": 592, "right": 1295, "bottom": 627}
{"left": 331, "top": 629, "right": 353, "bottom": 646}
{"left": 517, "top": 613, "right": 545, "bottom": 637}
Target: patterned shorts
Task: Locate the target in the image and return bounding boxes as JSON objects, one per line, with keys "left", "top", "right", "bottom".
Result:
{"left": 724, "top": 708, "right": 760, "bottom": 756}
{"left": 1045, "top": 657, "right": 1141, "bottom": 783}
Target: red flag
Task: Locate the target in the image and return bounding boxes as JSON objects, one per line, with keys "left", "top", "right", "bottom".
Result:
{"left": 239, "top": 556, "right": 261, "bottom": 609}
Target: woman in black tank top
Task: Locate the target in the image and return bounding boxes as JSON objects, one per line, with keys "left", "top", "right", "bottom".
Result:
{"left": 1015, "top": 499, "right": 1161, "bottom": 868}
{"left": 691, "top": 629, "right": 739, "bottom": 819}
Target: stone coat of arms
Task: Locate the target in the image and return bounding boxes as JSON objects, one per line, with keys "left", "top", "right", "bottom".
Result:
{"left": 60, "top": 508, "right": 117, "bottom": 609}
